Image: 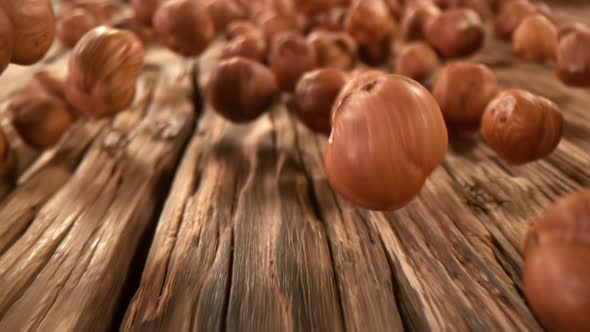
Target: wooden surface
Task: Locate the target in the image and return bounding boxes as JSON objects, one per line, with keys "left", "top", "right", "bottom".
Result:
{"left": 0, "top": 2, "right": 589, "bottom": 331}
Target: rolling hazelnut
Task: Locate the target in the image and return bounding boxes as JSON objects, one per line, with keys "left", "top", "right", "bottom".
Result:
{"left": 494, "top": 0, "right": 537, "bottom": 40}
{"left": 513, "top": 14, "right": 557, "bottom": 62}
{"left": 206, "top": 57, "right": 278, "bottom": 123}
{"left": 481, "top": 89, "right": 563, "bottom": 164}
{"left": 344, "top": 0, "right": 396, "bottom": 47}
{"left": 269, "top": 31, "right": 317, "bottom": 91}
{"left": 556, "top": 28, "right": 590, "bottom": 87}
{"left": 57, "top": 8, "right": 100, "bottom": 48}
{"left": 325, "top": 74, "right": 448, "bottom": 210}
{"left": 294, "top": 68, "right": 347, "bottom": 134}
{"left": 220, "top": 33, "right": 267, "bottom": 63}
{"left": 425, "top": 8, "right": 485, "bottom": 58}
{"left": 0, "top": 8, "right": 14, "bottom": 74}
{"left": 154, "top": 0, "right": 215, "bottom": 57}
{"left": 433, "top": 62, "right": 499, "bottom": 130}
{"left": 66, "top": 26, "right": 144, "bottom": 118}
{"left": 131, "top": 0, "right": 160, "bottom": 25}
{"left": 4, "top": 0, "right": 56, "bottom": 65}
{"left": 9, "top": 92, "right": 73, "bottom": 149}
{"left": 307, "top": 30, "right": 358, "bottom": 70}
{"left": 399, "top": 1, "right": 441, "bottom": 41}
{"left": 523, "top": 190, "right": 590, "bottom": 332}
{"left": 395, "top": 42, "right": 439, "bottom": 82}
{"left": 204, "top": 0, "right": 247, "bottom": 32}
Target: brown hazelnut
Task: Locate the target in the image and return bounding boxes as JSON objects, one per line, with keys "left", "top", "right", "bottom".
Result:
{"left": 359, "top": 35, "right": 393, "bottom": 66}
{"left": 433, "top": 61, "right": 498, "bottom": 130}
{"left": 523, "top": 190, "right": 590, "bottom": 332}
{"left": 154, "top": 0, "right": 215, "bottom": 57}
{"left": 293, "top": 0, "right": 339, "bottom": 15}
{"left": 395, "top": 42, "right": 439, "bottom": 82}
{"left": 4, "top": 0, "right": 56, "bottom": 65}
{"left": 220, "top": 33, "right": 267, "bottom": 63}
{"left": 206, "top": 57, "right": 278, "bottom": 123}
{"left": 226, "top": 21, "right": 265, "bottom": 40}
{"left": 556, "top": 29, "right": 590, "bottom": 87}
{"left": 512, "top": 14, "right": 557, "bottom": 62}
{"left": 269, "top": 31, "right": 317, "bottom": 91}
{"left": 344, "top": 0, "right": 396, "bottom": 47}
{"left": 66, "top": 26, "right": 144, "bottom": 118}
{"left": 301, "top": 6, "right": 347, "bottom": 33}
{"left": 338, "top": 68, "right": 384, "bottom": 98}
{"left": 257, "top": 10, "right": 298, "bottom": 42}
{"left": 481, "top": 89, "right": 563, "bottom": 164}
{"left": 9, "top": 92, "right": 73, "bottom": 149}
{"left": 294, "top": 68, "right": 347, "bottom": 134}
{"left": 112, "top": 14, "right": 157, "bottom": 45}
{"left": 425, "top": 8, "right": 485, "bottom": 58}
{"left": 558, "top": 22, "right": 589, "bottom": 40}
{"left": 0, "top": 8, "right": 14, "bottom": 74}
{"left": 131, "top": 0, "right": 160, "bottom": 25}
{"left": 57, "top": 8, "right": 100, "bottom": 48}
{"left": 384, "top": 0, "right": 404, "bottom": 19}
{"left": 399, "top": 1, "right": 441, "bottom": 41}
{"left": 204, "top": 0, "right": 247, "bottom": 32}
{"left": 325, "top": 74, "right": 448, "bottom": 210}
{"left": 62, "top": 0, "right": 118, "bottom": 23}
{"left": 307, "top": 30, "right": 358, "bottom": 70}
{"left": 434, "top": 0, "right": 492, "bottom": 18}
{"left": 25, "top": 70, "right": 67, "bottom": 101}
{"left": 494, "top": 0, "right": 537, "bottom": 40}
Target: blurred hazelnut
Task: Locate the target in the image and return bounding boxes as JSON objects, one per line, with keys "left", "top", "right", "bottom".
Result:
{"left": 513, "top": 14, "right": 557, "bottom": 62}
{"left": 558, "top": 22, "right": 589, "bottom": 40}
{"left": 25, "top": 70, "right": 67, "bottom": 101}
{"left": 556, "top": 29, "right": 590, "bottom": 87}
{"left": 112, "top": 14, "right": 157, "bottom": 45}
{"left": 395, "top": 42, "right": 439, "bottom": 82}
{"left": 66, "top": 27, "right": 144, "bottom": 118}
{"left": 344, "top": 0, "right": 396, "bottom": 47}
{"left": 359, "top": 36, "right": 392, "bottom": 66}
{"left": 132, "top": 0, "right": 160, "bottom": 25}
{"left": 220, "top": 34, "right": 267, "bottom": 63}
{"left": 4, "top": 0, "right": 56, "bottom": 65}
{"left": 57, "top": 8, "right": 100, "bottom": 48}
{"left": 62, "top": 0, "right": 118, "bottom": 23}
{"left": 481, "top": 89, "right": 563, "bottom": 164}
{"left": 204, "top": 0, "right": 247, "bottom": 32}
{"left": 0, "top": 8, "right": 14, "bottom": 74}
{"left": 308, "top": 30, "right": 358, "bottom": 70}
{"left": 399, "top": 1, "right": 441, "bottom": 41}
{"left": 435, "top": 0, "right": 492, "bottom": 18}
{"left": 257, "top": 10, "right": 298, "bottom": 42}
{"left": 523, "top": 190, "right": 590, "bottom": 332}
{"left": 301, "top": 6, "right": 347, "bottom": 32}
{"left": 384, "top": 0, "right": 404, "bottom": 19}
{"left": 294, "top": 68, "right": 347, "bottom": 134}
{"left": 433, "top": 62, "right": 498, "bottom": 130}
{"left": 494, "top": 0, "right": 537, "bottom": 40}
{"left": 269, "top": 31, "right": 317, "bottom": 91}
{"left": 293, "top": 0, "right": 340, "bottom": 15}
{"left": 226, "top": 21, "right": 264, "bottom": 40}
{"left": 9, "top": 92, "right": 73, "bottom": 149}
{"left": 154, "top": 0, "right": 215, "bottom": 57}
{"left": 425, "top": 8, "right": 485, "bottom": 58}
{"left": 206, "top": 57, "right": 278, "bottom": 123}
{"left": 325, "top": 74, "right": 448, "bottom": 210}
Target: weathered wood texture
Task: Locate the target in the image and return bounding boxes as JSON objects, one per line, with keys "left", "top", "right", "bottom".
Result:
{"left": 0, "top": 1, "right": 589, "bottom": 331}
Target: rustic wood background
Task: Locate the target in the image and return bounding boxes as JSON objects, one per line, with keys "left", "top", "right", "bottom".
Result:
{"left": 0, "top": 1, "right": 589, "bottom": 331}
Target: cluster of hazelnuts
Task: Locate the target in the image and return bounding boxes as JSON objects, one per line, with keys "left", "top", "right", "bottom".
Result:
{"left": 0, "top": 1, "right": 588, "bottom": 330}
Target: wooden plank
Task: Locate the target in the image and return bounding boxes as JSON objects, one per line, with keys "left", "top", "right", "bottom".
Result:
{"left": 0, "top": 50, "right": 196, "bottom": 331}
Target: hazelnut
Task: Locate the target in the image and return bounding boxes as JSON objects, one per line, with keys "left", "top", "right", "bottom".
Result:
{"left": 131, "top": 0, "right": 160, "bottom": 25}
{"left": 399, "top": 1, "right": 441, "bottom": 41}
{"left": 226, "top": 21, "right": 265, "bottom": 40}
{"left": 294, "top": 68, "right": 347, "bottom": 134}
{"left": 257, "top": 10, "right": 298, "bottom": 42}
{"left": 523, "top": 190, "right": 590, "bottom": 332}
{"left": 344, "top": 0, "right": 396, "bottom": 47}
{"left": 220, "top": 33, "right": 267, "bottom": 63}
{"left": 425, "top": 8, "right": 485, "bottom": 58}
{"left": 395, "top": 42, "right": 439, "bottom": 82}
{"left": 154, "top": 0, "right": 215, "bottom": 57}
{"left": 0, "top": 8, "right": 14, "bottom": 74}
{"left": 433, "top": 62, "right": 499, "bottom": 130}
{"left": 481, "top": 89, "right": 563, "bottom": 164}
{"left": 9, "top": 92, "right": 73, "bottom": 149}
{"left": 204, "top": 0, "right": 247, "bottom": 32}
{"left": 62, "top": 0, "right": 118, "bottom": 23}
{"left": 384, "top": 0, "right": 404, "bottom": 19}
{"left": 494, "top": 0, "right": 537, "bottom": 40}
{"left": 435, "top": 0, "right": 492, "bottom": 18}
{"left": 112, "top": 14, "right": 158, "bottom": 45}
{"left": 513, "top": 14, "right": 557, "bottom": 62}
{"left": 325, "top": 74, "right": 448, "bottom": 210}
{"left": 206, "top": 57, "right": 278, "bottom": 123}
{"left": 4, "top": 0, "right": 56, "bottom": 65}
{"left": 66, "top": 26, "right": 144, "bottom": 118}
{"left": 301, "top": 6, "right": 347, "bottom": 33}
{"left": 338, "top": 68, "right": 384, "bottom": 98}
{"left": 307, "top": 30, "right": 358, "bottom": 70}
{"left": 269, "top": 31, "right": 317, "bottom": 91}
{"left": 556, "top": 29, "right": 590, "bottom": 87}
{"left": 25, "top": 70, "right": 67, "bottom": 101}
{"left": 57, "top": 8, "right": 100, "bottom": 48}
{"left": 359, "top": 36, "right": 393, "bottom": 66}
{"left": 293, "top": 0, "right": 339, "bottom": 15}
{"left": 558, "top": 22, "right": 589, "bottom": 40}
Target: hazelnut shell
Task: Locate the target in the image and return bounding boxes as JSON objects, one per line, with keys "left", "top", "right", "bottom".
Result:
{"left": 425, "top": 8, "right": 484, "bottom": 58}
{"left": 513, "top": 14, "right": 557, "bottom": 62}
{"left": 269, "top": 31, "right": 317, "bottom": 91}
{"left": 395, "top": 42, "right": 439, "bottom": 82}
{"left": 556, "top": 29, "right": 590, "bottom": 86}
{"left": 57, "top": 8, "right": 100, "bottom": 48}
{"left": 307, "top": 30, "right": 358, "bottom": 70}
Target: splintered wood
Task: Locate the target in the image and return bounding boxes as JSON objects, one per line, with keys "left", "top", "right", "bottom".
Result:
{"left": 1, "top": 2, "right": 590, "bottom": 331}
